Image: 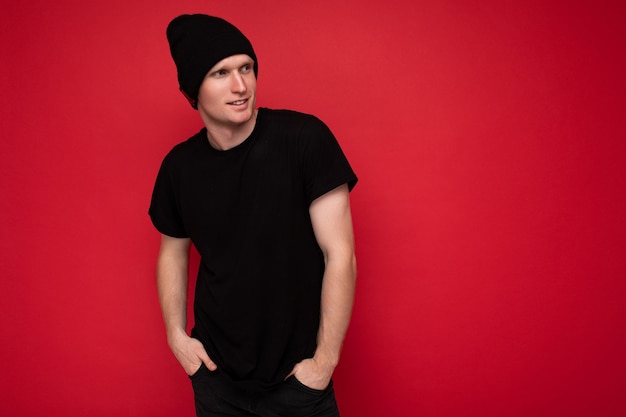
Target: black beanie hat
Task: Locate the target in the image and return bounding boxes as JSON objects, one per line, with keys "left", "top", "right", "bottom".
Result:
{"left": 166, "top": 14, "right": 258, "bottom": 109}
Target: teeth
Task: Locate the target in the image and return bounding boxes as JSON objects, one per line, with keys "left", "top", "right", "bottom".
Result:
{"left": 231, "top": 100, "right": 246, "bottom": 105}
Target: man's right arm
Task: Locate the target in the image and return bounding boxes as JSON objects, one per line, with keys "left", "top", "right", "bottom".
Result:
{"left": 156, "top": 234, "right": 216, "bottom": 374}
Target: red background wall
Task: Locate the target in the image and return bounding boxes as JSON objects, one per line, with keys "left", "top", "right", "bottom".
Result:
{"left": 1, "top": 1, "right": 625, "bottom": 416}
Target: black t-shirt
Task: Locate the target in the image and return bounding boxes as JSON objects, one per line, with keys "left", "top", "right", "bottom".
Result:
{"left": 149, "top": 108, "right": 357, "bottom": 391}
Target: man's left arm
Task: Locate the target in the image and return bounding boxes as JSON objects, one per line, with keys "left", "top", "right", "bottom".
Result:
{"left": 290, "top": 183, "right": 357, "bottom": 390}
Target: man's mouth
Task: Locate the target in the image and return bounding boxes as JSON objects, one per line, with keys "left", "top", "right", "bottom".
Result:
{"left": 229, "top": 99, "right": 248, "bottom": 105}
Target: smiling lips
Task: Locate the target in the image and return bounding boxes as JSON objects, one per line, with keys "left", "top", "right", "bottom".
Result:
{"left": 229, "top": 98, "right": 248, "bottom": 106}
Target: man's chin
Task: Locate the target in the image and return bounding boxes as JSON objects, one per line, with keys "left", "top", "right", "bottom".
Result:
{"left": 231, "top": 107, "right": 256, "bottom": 124}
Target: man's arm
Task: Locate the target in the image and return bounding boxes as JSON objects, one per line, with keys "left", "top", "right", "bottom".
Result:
{"left": 290, "top": 183, "right": 357, "bottom": 390}
{"left": 156, "top": 234, "right": 216, "bottom": 374}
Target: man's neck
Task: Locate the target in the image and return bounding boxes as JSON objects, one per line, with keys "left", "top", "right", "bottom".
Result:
{"left": 203, "top": 109, "right": 258, "bottom": 151}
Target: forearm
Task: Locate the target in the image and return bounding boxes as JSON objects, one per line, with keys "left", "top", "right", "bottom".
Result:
{"left": 314, "top": 252, "right": 357, "bottom": 369}
{"left": 156, "top": 237, "right": 191, "bottom": 345}
{"left": 155, "top": 236, "right": 214, "bottom": 373}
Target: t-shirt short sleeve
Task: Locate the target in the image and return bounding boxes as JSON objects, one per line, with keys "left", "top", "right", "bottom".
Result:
{"left": 148, "top": 154, "right": 188, "bottom": 238}
{"left": 299, "top": 116, "right": 358, "bottom": 205}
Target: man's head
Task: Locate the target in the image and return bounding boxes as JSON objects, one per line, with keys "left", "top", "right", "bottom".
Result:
{"left": 166, "top": 14, "right": 258, "bottom": 109}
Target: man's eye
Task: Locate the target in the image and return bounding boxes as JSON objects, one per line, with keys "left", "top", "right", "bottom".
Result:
{"left": 241, "top": 65, "right": 252, "bottom": 73}
{"left": 214, "top": 70, "right": 228, "bottom": 77}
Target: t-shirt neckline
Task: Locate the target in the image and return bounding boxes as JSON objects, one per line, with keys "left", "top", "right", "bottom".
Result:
{"left": 203, "top": 108, "right": 265, "bottom": 154}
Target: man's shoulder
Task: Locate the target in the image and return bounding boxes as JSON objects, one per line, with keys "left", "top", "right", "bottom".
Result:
{"left": 262, "top": 108, "right": 322, "bottom": 127}
{"left": 260, "top": 109, "right": 329, "bottom": 141}
{"left": 163, "top": 128, "right": 206, "bottom": 159}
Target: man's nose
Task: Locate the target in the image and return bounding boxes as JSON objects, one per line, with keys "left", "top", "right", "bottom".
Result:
{"left": 231, "top": 72, "right": 247, "bottom": 93}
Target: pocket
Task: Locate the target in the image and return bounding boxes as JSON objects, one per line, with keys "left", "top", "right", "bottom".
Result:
{"left": 188, "top": 362, "right": 207, "bottom": 380}
{"left": 289, "top": 375, "right": 330, "bottom": 394}
{"left": 269, "top": 376, "right": 338, "bottom": 416}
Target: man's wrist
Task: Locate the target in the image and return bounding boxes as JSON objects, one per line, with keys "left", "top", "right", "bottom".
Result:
{"left": 313, "top": 348, "right": 340, "bottom": 370}
{"left": 166, "top": 327, "right": 188, "bottom": 348}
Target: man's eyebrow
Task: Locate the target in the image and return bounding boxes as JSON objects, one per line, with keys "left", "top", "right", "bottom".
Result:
{"left": 212, "top": 59, "right": 254, "bottom": 73}
{"left": 210, "top": 64, "right": 232, "bottom": 75}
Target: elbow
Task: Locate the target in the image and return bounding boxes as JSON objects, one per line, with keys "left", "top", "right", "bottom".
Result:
{"left": 323, "top": 248, "right": 357, "bottom": 281}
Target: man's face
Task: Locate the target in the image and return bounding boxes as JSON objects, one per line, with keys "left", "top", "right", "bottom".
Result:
{"left": 196, "top": 54, "right": 257, "bottom": 129}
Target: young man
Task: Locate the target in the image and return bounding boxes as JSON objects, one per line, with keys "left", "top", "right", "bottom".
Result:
{"left": 149, "top": 14, "right": 358, "bottom": 417}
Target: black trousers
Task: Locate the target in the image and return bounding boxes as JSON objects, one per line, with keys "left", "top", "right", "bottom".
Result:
{"left": 190, "top": 364, "right": 340, "bottom": 417}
